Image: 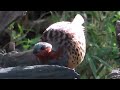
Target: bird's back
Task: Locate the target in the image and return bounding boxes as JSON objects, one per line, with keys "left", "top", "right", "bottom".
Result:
{"left": 40, "top": 14, "right": 86, "bottom": 69}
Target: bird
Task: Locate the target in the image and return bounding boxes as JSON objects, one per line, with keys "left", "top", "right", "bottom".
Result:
{"left": 33, "top": 14, "right": 86, "bottom": 69}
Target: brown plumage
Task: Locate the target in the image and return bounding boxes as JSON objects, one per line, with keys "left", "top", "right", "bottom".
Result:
{"left": 33, "top": 14, "right": 86, "bottom": 69}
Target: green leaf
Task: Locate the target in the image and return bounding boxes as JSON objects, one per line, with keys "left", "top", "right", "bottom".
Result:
{"left": 92, "top": 56, "right": 113, "bottom": 69}
{"left": 86, "top": 54, "right": 97, "bottom": 78}
{"left": 30, "top": 36, "right": 41, "bottom": 45}
{"left": 23, "top": 45, "right": 30, "bottom": 50}
{"left": 17, "top": 23, "right": 23, "bottom": 34}
{"left": 96, "top": 64, "right": 105, "bottom": 76}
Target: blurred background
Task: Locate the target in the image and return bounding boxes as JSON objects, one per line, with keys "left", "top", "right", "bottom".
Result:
{"left": 0, "top": 11, "right": 120, "bottom": 79}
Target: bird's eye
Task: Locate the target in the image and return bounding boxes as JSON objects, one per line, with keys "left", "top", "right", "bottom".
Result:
{"left": 40, "top": 46, "right": 45, "bottom": 50}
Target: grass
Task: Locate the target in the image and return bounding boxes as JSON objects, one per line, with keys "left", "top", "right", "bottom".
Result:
{"left": 8, "top": 11, "right": 120, "bottom": 79}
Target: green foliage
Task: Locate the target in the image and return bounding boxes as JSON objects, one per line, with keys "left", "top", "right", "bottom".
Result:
{"left": 78, "top": 11, "right": 119, "bottom": 79}
{"left": 8, "top": 11, "right": 120, "bottom": 79}
{"left": 9, "top": 22, "right": 41, "bottom": 51}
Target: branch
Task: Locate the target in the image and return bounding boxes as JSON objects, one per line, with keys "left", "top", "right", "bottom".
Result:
{"left": 0, "top": 65, "right": 80, "bottom": 79}
{"left": 0, "top": 11, "right": 26, "bottom": 33}
{"left": 107, "top": 68, "right": 120, "bottom": 79}
{"left": 0, "top": 49, "right": 41, "bottom": 68}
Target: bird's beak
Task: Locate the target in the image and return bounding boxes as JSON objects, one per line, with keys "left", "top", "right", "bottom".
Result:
{"left": 45, "top": 47, "right": 52, "bottom": 53}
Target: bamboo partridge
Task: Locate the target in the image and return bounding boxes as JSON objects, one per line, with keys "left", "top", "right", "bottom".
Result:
{"left": 33, "top": 14, "right": 86, "bottom": 69}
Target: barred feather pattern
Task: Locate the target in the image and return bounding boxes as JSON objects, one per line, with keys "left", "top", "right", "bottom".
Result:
{"left": 40, "top": 14, "right": 86, "bottom": 69}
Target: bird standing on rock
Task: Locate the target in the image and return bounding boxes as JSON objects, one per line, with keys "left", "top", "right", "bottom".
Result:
{"left": 33, "top": 14, "right": 86, "bottom": 69}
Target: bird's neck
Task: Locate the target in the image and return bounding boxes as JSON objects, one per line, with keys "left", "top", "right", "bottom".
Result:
{"left": 49, "top": 47, "right": 62, "bottom": 60}
{"left": 37, "top": 48, "right": 62, "bottom": 64}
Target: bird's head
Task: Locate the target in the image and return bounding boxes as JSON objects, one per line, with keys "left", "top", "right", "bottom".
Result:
{"left": 33, "top": 42, "right": 52, "bottom": 59}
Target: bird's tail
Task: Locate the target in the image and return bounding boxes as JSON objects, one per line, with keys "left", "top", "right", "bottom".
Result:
{"left": 71, "top": 14, "right": 85, "bottom": 34}
{"left": 71, "top": 14, "right": 84, "bottom": 26}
